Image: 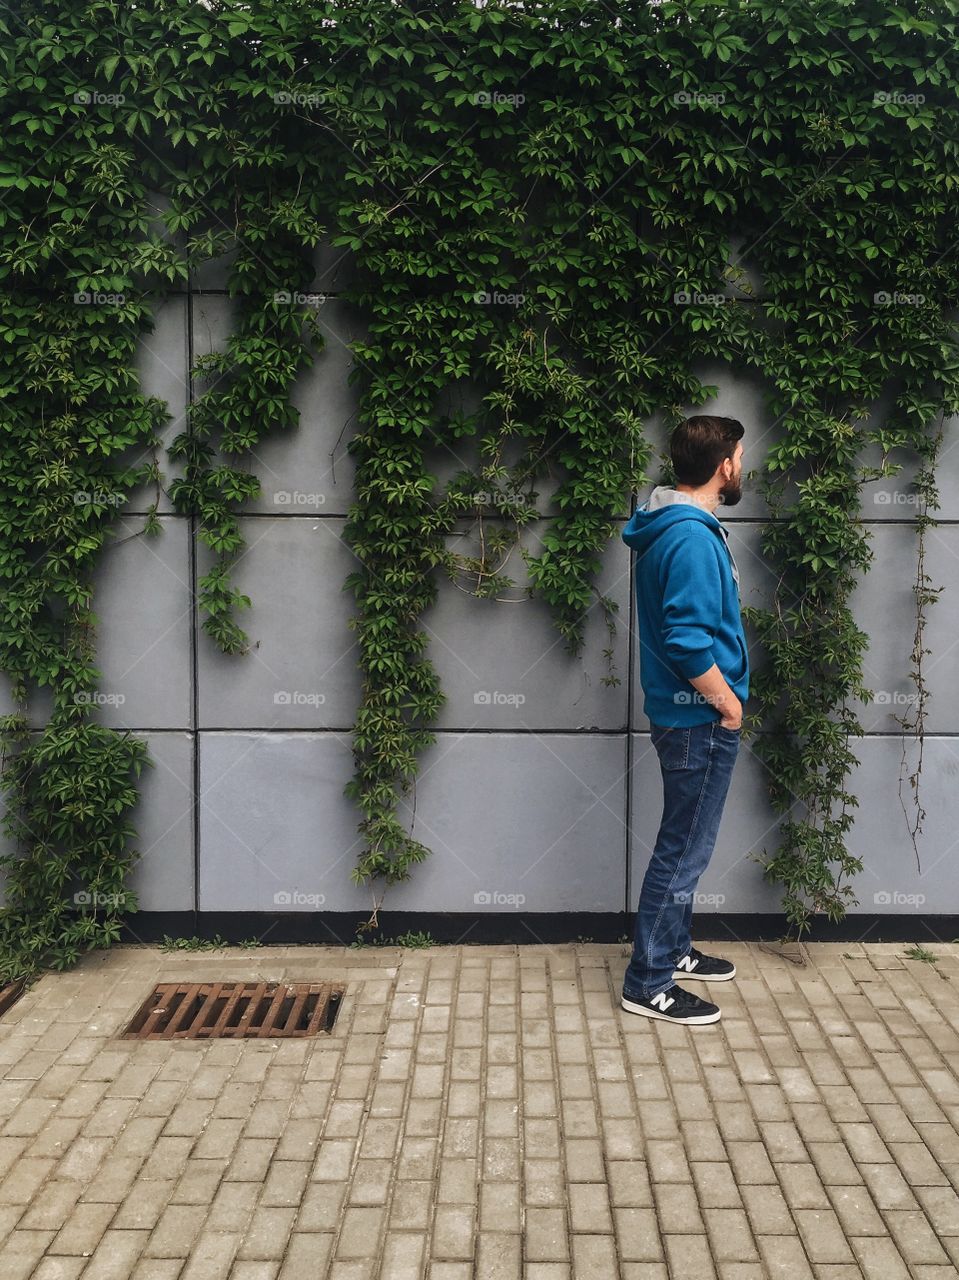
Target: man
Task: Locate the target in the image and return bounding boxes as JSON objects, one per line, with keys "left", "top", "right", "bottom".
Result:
{"left": 620, "top": 415, "right": 748, "bottom": 1026}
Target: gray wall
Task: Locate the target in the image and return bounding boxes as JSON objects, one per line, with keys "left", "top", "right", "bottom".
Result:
{"left": 3, "top": 253, "right": 959, "bottom": 926}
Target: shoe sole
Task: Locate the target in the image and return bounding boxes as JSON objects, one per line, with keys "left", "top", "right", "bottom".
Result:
{"left": 621, "top": 995, "right": 721, "bottom": 1024}
{"left": 671, "top": 966, "right": 736, "bottom": 983}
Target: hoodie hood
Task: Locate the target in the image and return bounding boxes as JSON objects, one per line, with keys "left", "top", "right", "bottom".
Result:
{"left": 623, "top": 486, "right": 740, "bottom": 586}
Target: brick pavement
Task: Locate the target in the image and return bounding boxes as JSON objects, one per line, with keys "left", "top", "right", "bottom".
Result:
{"left": 1, "top": 940, "right": 959, "bottom": 1278}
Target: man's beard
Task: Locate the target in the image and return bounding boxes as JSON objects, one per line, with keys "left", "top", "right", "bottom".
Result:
{"left": 719, "top": 473, "right": 743, "bottom": 507}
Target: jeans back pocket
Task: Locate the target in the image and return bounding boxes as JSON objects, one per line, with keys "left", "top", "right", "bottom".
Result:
{"left": 650, "top": 724, "right": 690, "bottom": 770}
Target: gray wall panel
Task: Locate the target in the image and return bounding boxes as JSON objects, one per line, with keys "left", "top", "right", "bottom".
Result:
{"left": 0, "top": 514, "right": 194, "bottom": 731}
{"left": 126, "top": 732, "right": 195, "bottom": 913}
{"left": 843, "top": 736, "right": 959, "bottom": 916}
{"left": 190, "top": 293, "right": 362, "bottom": 516}
{"left": 389, "top": 732, "right": 627, "bottom": 914}
{"left": 126, "top": 294, "right": 189, "bottom": 515}
{"left": 0, "top": 730, "right": 193, "bottom": 913}
{"left": 198, "top": 731, "right": 385, "bottom": 916}
{"left": 426, "top": 520, "right": 630, "bottom": 731}
{"left": 198, "top": 731, "right": 627, "bottom": 915}
{"left": 195, "top": 517, "right": 362, "bottom": 729}
{"left": 851, "top": 523, "right": 959, "bottom": 733}
{"left": 89, "top": 515, "right": 193, "bottom": 730}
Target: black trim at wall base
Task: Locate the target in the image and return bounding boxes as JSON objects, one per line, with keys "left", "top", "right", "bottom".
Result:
{"left": 118, "top": 912, "right": 959, "bottom": 947}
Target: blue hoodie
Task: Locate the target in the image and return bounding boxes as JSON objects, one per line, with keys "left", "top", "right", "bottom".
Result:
{"left": 622, "top": 486, "right": 749, "bottom": 727}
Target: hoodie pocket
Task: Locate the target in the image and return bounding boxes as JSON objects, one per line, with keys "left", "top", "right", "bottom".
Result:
{"left": 737, "top": 632, "right": 748, "bottom": 675}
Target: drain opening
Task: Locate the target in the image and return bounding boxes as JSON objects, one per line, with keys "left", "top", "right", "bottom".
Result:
{"left": 121, "top": 981, "right": 344, "bottom": 1039}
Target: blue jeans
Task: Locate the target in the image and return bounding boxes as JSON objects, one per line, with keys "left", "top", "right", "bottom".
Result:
{"left": 624, "top": 720, "right": 740, "bottom": 1000}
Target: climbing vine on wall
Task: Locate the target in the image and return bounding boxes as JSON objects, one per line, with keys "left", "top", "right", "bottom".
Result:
{"left": 1, "top": 0, "right": 959, "bottom": 976}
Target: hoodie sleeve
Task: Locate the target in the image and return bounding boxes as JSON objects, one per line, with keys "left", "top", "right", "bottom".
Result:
{"left": 658, "top": 529, "right": 724, "bottom": 680}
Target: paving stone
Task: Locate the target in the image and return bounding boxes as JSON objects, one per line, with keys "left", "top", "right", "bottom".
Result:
{"left": 479, "top": 1182, "right": 520, "bottom": 1233}
{"left": 430, "top": 1206, "right": 475, "bottom": 1261}
{"left": 31, "top": 1260, "right": 89, "bottom": 1280}
{"left": 727, "top": 1141, "right": 777, "bottom": 1185}
{"left": 179, "top": 1231, "right": 242, "bottom": 1280}
{"left": 913, "top": 1184, "right": 959, "bottom": 1234}
{"left": 888, "top": 1141, "right": 950, "bottom": 1185}
{"left": 858, "top": 1162, "right": 920, "bottom": 1210}
{"left": 570, "top": 1234, "right": 618, "bottom": 1274}
{"left": 524, "top": 1208, "right": 567, "bottom": 1262}
{"left": 48, "top": 1202, "right": 119, "bottom": 1255}
{"left": 881, "top": 1209, "right": 952, "bottom": 1265}
{"left": 236, "top": 1207, "right": 299, "bottom": 1261}
{"left": 792, "top": 1208, "right": 855, "bottom": 1264}
{"left": 703, "top": 1207, "right": 759, "bottom": 1261}
{"left": 826, "top": 1185, "right": 888, "bottom": 1237}
{"left": 663, "top": 1233, "right": 717, "bottom": 1279}
{"left": 757, "top": 1234, "right": 817, "bottom": 1279}
{"left": 847, "top": 1235, "right": 913, "bottom": 1279}
{"left": 613, "top": 1206, "right": 663, "bottom": 1262}
{"left": 691, "top": 1162, "right": 743, "bottom": 1209}
{"left": 776, "top": 1162, "right": 832, "bottom": 1209}
{"left": 567, "top": 1183, "right": 612, "bottom": 1234}
{"left": 806, "top": 1142, "right": 864, "bottom": 1187}
{"left": 652, "top": 1181, "right": 704, "bottom": 1233}
{"left": 475, "top": 1232, "right": 521, "bottom": 1280}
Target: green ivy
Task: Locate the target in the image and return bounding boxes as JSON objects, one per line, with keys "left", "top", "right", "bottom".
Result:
{"left": 1, "top": 0, "right": 958, "bottom": 976}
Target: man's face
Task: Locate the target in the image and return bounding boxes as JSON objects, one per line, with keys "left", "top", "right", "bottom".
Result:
{"left": 719, "top": 441, "right": 744, "bottom": 507}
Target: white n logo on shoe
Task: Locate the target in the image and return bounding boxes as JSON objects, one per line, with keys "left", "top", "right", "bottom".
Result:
{"left": 676, "top": 955, "right": 697, "bottom": 972}
{"left": 650, "top": 992, "right": 675, "bottom": 1012}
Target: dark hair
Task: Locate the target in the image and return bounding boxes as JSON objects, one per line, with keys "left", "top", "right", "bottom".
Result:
{"left": 670, "top": 415, "right": 744, "bottom": 487}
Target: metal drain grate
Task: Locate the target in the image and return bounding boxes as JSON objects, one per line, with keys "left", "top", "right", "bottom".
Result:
{"left": 0, "top": 979, "right": 26, "bottom": 1020}
{"left": 121, "top": 981, "right": 345, "bottom": 1040}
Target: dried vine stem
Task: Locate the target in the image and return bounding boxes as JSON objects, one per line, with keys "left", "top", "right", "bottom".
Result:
{"left": 896, "top": 416, "right": 945, "bottom": 871}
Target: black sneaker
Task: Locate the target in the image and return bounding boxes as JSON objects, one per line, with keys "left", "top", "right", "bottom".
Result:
{"left": 673, "top": 946, "right": 736, "bottom": 983}
{"left": 621, "top": 984, "right": 721, "bottom": 1025}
